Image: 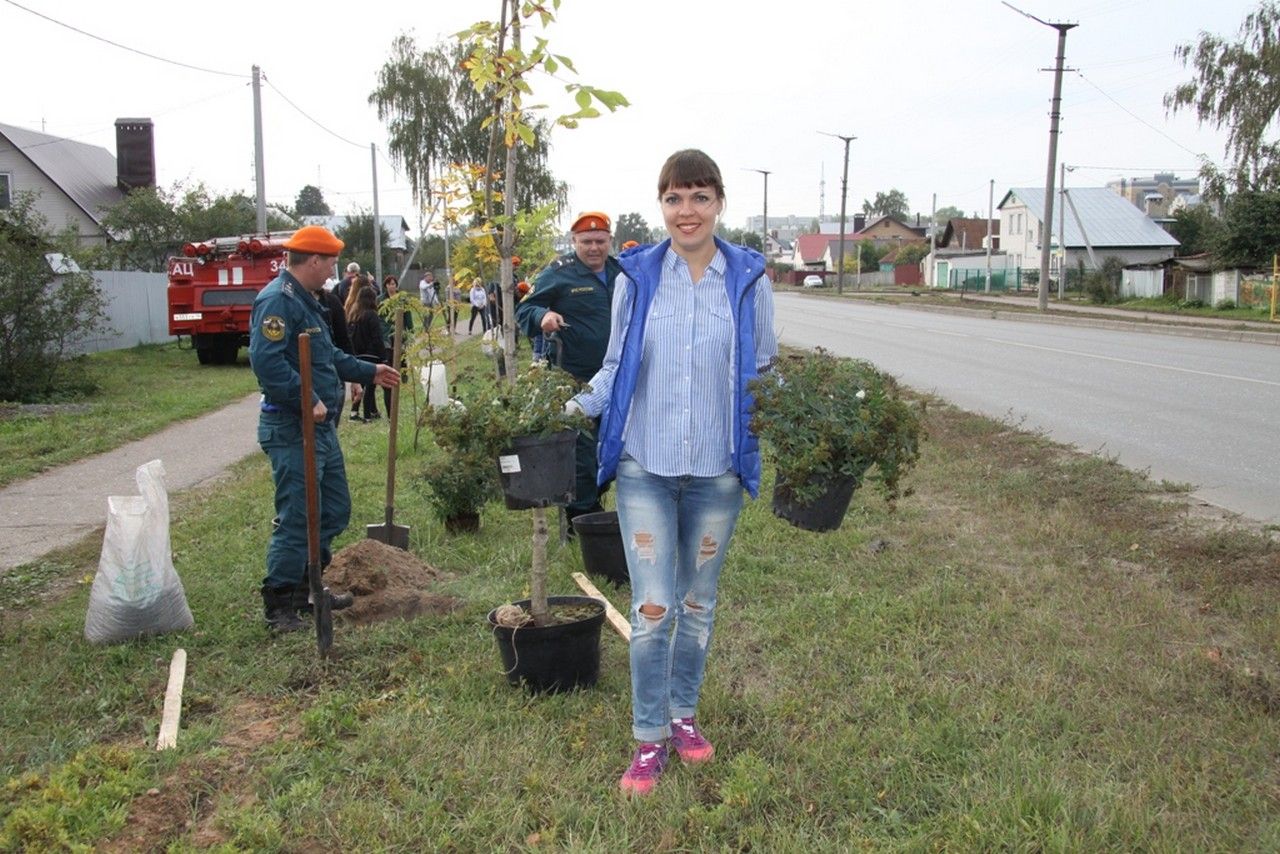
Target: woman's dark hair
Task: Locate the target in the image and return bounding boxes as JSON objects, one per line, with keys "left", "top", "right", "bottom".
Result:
{"left": 657, "top": 149, "right": 725, "bottom": 198}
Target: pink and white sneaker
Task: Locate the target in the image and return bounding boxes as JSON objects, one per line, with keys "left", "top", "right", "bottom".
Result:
{"left": 669, "top": 717, "right": 714, "bottom": 764}
{"left": 619, "top": 742, "right": 669, "bottom": 796}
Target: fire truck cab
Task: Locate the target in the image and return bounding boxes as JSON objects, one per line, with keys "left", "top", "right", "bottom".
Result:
{"left": 166, "top": 232, "right": 293, "bottom": 365}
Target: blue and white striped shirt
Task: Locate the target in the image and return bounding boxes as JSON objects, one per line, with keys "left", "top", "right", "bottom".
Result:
{"left": 578, "top": 247, "right": 776, "bottom": 478}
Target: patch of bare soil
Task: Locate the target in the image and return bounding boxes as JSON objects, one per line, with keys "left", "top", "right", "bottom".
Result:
{"left": 325, "top": 538, "right": 461, "bottom": 625}
{"left": 100, "top": 696, "right": 295, "bottom": 852}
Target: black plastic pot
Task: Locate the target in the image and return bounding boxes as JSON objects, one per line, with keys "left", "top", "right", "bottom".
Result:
{"left": 772, "top": 475, "right": 859, "bottom": 532}
{"left": 497, "top": 429, "right": 577, "bottom": 510}
{"left": 487, "top": 595, "right": 606, "bottom": 693}
{"left": 572, "top": 510, "right": 629, "bottom": 586}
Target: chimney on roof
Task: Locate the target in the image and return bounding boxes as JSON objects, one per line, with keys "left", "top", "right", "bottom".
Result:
{"left": 853, "top": 213, "right": 865, "bottom": 233}
{"left": 114, "top": 118, "right": 155, "bottom": 192}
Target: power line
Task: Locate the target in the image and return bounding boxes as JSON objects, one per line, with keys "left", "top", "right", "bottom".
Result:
{"left": 2, "top": 0, "right": 246, "bottom": 78}
{"left": 1074, "top": 71, "right": 1208, "bottom": 161}
{"left": 261, "top": 76, "right": 364, "bottom": 149}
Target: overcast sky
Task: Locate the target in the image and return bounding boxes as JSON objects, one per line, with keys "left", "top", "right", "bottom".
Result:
{"left": 1, "top": 0, "right": 1262, "bottom": 237}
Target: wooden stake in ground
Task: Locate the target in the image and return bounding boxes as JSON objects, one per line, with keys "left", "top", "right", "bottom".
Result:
{"left": 572, "top": 572, "right": 630, "bottom": 642}
{"left": 156, "top": 648, "right": 187, "bottom": 751}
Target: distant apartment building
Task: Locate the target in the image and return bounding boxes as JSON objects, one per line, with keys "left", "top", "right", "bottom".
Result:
{"left": 1106, "top": 173, "right": 1199, "bottom": 219}
{"left": 744, "top": 214, "right": 867, "bottom": 243}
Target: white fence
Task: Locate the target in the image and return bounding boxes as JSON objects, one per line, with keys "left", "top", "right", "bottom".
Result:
{"left": 78, "top": 270, "right": 172, "bottom": 353}
{"left": 1119, "top": 268, "right": 1164, "bottom": 299}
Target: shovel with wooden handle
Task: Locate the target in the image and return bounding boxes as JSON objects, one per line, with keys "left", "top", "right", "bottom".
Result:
{"left": 367, "top": 309, "right": 411, "bottom": 549}
{"left": 299, "top": 333, "right": 333, "bottom": 659}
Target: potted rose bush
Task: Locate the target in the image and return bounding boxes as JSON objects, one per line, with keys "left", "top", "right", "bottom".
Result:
{"left": 750, "top": 348, "right": 925, "bottom": 532}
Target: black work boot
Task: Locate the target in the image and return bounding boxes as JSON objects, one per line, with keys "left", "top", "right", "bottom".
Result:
{"left": 291, "top": 583, "right": 354, "bottom": 613}
{"left": 262, "top": 585, "right": 305, "bottom": 633}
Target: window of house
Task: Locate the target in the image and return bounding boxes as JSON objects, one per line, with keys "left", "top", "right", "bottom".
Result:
{"left": 0, "top": 173, "right": 10, "bottom": 209}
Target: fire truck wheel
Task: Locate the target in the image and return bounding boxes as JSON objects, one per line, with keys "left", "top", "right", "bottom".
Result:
{"left": 196, "top": 346, "right": 215, "bottom": 365}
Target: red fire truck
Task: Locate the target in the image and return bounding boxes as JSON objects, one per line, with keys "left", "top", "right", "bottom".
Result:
{"left": 166, "top": 232, "right": 293, "bottom": 364}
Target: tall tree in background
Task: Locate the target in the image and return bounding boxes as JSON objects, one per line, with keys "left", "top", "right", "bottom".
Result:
{"left": 861, "top": 189, "right": 910, "bottom": 220}
{"left": 1167, "top": 205, "right": 1224, "bottom": 257}
{"left": 934, "top": 205, "right": 965, "bottom": 223}
{"left": 614, "top": 212, "right": 650, "bottom": 246}
{"left": 295, "top": 185, "right": 332, "bottom": 216}
{"left": 335, "top": 211, "right": 393, "bottom": 277}
{"left": 1216, "top": 192, "right": 1280, "bottom": 266}
{"left": 1166, "top": 2, "right": 1280, "bottom": 193}
{"left": 369, "top": 33, "right": 567, "bottom": 220}
{"left": 100, "top": 183, "right": 291, "bottom": 271}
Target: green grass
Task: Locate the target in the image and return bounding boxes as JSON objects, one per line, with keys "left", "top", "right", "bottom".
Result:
{"left": 1114, "top": 296, "right": 1278, "bottom": 322}
{"left": 0, "top": 343, "right": 258, "bottom": 487}
{"left": 1, "top": 342, "right": 1278, "bottom": 850}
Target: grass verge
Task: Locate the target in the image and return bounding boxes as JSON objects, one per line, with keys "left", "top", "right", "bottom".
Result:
{"left": 0, "top": 342, "right": 258, "bottom": 488}
{"left": 1, "top": 341, "right": 1277, "bottom": 850}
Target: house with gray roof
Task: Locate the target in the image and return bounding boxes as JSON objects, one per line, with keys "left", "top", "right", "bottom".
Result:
{"left": 998, "top": 187, "right": 1179, "bottom": 275}
{"left": 0, "top": 119, "right": 155, "bottom": 245}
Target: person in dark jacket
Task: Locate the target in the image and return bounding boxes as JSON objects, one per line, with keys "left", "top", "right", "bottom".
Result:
{"left": 515, "top": 210, "right": 622, "bottom": 522}
{"left": 249, "top": 226, "right": 399, "bottom": 633}
{"left": 347, "top": 285, "right": 387, "bottom": 421}
{"left": 318, "top": 286, "right": 361, "bottom": 425}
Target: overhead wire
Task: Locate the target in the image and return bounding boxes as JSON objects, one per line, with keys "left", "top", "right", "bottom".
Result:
{"left": 1074, "top": 70, "right": 1208, "bottom": 161}
{"left": 2, "top": 0, "right": 246, "bottom": 78}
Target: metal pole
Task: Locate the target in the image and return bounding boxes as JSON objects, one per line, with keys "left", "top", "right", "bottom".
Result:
{"left": 821, "top": 132, "right": 856, "bottom": 295}
{"left": 371, "top": 143, "right": 383, "bottom": 290}
{"left": 252, "top": 65, "right": 266, "bottom": 234}
{"left": 985, "top": 179, "right": 994, "bottom": 293}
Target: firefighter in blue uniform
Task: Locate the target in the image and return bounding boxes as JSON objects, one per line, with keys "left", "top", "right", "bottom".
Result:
{"left": 249, "top": 225, "right": 400, "bottom": 633}
{"left": 515, "top": 211, "right": 622, "bottom": 523}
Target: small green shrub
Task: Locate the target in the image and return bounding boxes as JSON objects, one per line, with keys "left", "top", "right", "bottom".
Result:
{"left": 1215, "top": 298, "right": 1237, "bottom": 310}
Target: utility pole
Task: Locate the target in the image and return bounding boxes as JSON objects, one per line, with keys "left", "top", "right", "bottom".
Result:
{"left": 985, "top": 179, "right": 994, "bottom": 293}
{"left": 749, "top": 168, "right": 771, "bottom": 256}
{"left": 820, "top": 131, "right": 856, "bottom": 294}
{"left": 371, "top": 143, "right": 383, "bottom": 289}
{"left": 929, "top": 193, "right": 937, "bottom": 287}
{"left": 1004, "top": 2, "right": 1076, "bottom": 311}
{"left": 1058, "top": 162, "right": 1067, "bottom": 300}
{"left": 252, "top": 65, "right": 266, "bottom": 234}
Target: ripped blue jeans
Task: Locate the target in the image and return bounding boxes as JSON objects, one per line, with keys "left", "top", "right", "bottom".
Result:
{"left": 615, "top": 456, "right": 744, "bottom": 742}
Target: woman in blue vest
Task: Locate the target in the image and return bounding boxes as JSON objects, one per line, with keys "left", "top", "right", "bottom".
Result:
{"left": 572, "top": 149, "right": 777, "bottom": 796}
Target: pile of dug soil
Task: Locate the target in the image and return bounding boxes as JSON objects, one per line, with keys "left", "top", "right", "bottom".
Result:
{"left": 324, "top": 539, "right": 460, "bottom": 626}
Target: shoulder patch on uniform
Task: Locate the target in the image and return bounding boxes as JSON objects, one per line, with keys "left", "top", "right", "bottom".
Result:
{"left": 261, "top": 315, "right": 286, "bottom": 342}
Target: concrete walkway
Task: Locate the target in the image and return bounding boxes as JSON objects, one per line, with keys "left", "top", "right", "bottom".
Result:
{"left": 0, "top": 393, "right": 262, "bottom": 573}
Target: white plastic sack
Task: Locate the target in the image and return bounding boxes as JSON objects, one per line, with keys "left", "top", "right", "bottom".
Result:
{"left": 84, "top": 459, "right": 194, "bottom": 644}
{"left": 480, "top": 327, "right": 504, "bottom": 357}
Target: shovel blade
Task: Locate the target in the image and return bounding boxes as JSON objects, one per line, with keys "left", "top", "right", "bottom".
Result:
{"left": 315, "top": 587, "right": 333, "bottom": 659}
{"left": 366, "top": 522, "right": 411, "bottom": 551}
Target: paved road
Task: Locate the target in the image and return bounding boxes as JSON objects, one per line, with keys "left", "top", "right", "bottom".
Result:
{"left": 774, "top": 293, "right": 1280, "bottom": 524}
